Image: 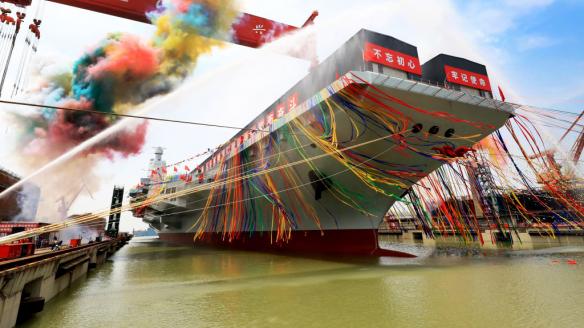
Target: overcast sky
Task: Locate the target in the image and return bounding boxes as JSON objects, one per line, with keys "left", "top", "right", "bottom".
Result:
{"left": 0, "top": 0, "right": 582, "bottom": 231}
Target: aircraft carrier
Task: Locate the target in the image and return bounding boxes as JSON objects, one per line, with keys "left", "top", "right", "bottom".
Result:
{"left": 129, "top": 29, "right": 516, "bottom": 257}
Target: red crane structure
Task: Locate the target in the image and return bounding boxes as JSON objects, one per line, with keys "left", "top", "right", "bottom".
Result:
{"left": 560, "top": 110, "right": 584, "bottom": 165}
{"left": 528, "top": 109, "right": 584, "bottom": 187}
{"left": 0, "top": 0, "right": 317, "bottom": 96}
{"left": 47, "top": 0, "right": 318, "bottom": 51}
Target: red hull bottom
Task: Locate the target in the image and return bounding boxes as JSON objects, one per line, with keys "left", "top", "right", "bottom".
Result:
{"left": 158, "top": 229, "right": 416, "bottom": 258}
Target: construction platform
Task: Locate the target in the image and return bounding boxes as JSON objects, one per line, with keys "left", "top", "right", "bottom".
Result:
{"left": 0, "top": 239, "right": 128, "bottom": 328}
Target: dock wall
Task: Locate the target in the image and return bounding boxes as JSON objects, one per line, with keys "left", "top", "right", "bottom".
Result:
{"left": 0, "top": 240, "right": 124, "bottom": 328}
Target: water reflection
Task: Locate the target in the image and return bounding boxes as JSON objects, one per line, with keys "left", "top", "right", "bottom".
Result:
{"left": 21, "top": 237, "right": 584, "bottom": 328}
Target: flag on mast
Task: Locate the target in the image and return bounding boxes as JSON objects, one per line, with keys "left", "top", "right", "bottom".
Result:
{"left": 498, "top": 85, "right": 506, "bottom": 102}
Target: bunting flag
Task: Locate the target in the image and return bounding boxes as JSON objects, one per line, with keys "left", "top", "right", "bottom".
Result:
{"left": 498, "top": 85, "right": 506, "bottom": 102}
{"left": 131, "top": 73, "right": 582, "bottom": 246}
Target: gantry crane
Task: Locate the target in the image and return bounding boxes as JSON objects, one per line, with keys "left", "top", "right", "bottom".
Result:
{"left": 47, "top": 0, "right": 318, "bottom": 58}
{"left": 529, "top": 110, "right": 584, "bottom": 187}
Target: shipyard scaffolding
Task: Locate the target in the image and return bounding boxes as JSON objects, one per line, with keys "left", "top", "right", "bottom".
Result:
{"left": 106, "top": 186, "right": 124, "bottom": 238}
{"left": 0, "top": 0, "right": 43, "bottom": 97}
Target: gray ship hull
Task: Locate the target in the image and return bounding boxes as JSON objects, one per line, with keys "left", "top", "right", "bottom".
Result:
{"left": 138, "top": 71, "right": 513, "bottom": 256}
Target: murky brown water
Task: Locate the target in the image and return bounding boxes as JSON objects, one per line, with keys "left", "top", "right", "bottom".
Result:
{"left": 21, "top": 237, "right": 584, "bottom": 328}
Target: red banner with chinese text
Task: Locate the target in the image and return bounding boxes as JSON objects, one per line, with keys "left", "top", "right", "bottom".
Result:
{"left": 363, "top": 42, "right": 421, "bottom": 75}
{"left": 444, "top": 65, "right": 491, "bottom": 92}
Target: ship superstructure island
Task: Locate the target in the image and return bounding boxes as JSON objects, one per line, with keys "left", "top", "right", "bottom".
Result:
{"left": 129, "top": 29, "right": 515, "bottom": 257}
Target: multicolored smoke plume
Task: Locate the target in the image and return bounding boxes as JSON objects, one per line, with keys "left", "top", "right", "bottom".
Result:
{"left": 16, "top": 0, "right": 237, "bottom": 162}
{"left": 8, "top": 0, "right": 237, "bottom": 219}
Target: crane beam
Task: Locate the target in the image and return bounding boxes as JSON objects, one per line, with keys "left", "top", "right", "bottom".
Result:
{"left": 46, "top": 0, "right": 316, "bottom": 52}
